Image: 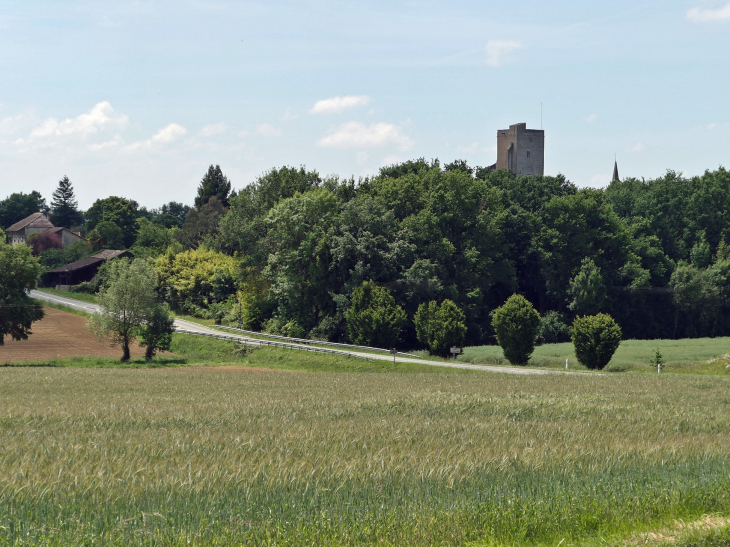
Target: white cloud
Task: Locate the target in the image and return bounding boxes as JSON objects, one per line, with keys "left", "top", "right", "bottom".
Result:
{"left": 0, "top": 113, "right": 30, "bottom": 137}
{"left": 282, "top": 107, "right": 295, "bottom": 121}
{"left": 256, "top": 124, "right": 282, "bottom": 137}
{"left": 356, "top": 151, "right": 369, "bottom": 164}
{"left": 687, "top": 3, "right": 730, "bottom": 21}
{"left": 152, "top": 123, "right": 187, "bottom": 143}
{"left": 317, "top": 122, "right": 413, "bottom": 150}
{"left": 485, "top": 40, "right": 524, "bottom": 67}
{"left": 309, "top": 95, "right": 371, "bottom": 115}
{"left": 707, "top": 122, "right": 718, "bottom": 130}
{"left": 199, "top": 123, "right": 227, "bottom": 137}
{"left": 89, "top": 135, "right": 123, "bottom": 151}
{"left": 629, "top": 142, "right": 646, "bottom": 152}
{"left": 127, "top": 123, "right": 187, "bottom": 150}
{"left": 29, "top": 101, "right": 127, "bottom": 139}
{"left": 584, "top": 113, "right": 598, "bottom": 123}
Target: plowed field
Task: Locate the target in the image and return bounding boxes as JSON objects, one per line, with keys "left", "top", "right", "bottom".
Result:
{"left": 0, "top": 307, "right": 147, "bottom": 363}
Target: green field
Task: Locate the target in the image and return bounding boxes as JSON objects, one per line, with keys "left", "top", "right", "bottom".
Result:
{"left": 36, "top": 287, "right": 99, "bottom": 304}
{"left": 2, "top": 361, "right": 730, "bottom": 546}
{"left": 461, "top": 337, "right": 730, "bottom": 373}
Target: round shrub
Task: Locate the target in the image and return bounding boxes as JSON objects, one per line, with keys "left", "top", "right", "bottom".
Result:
{"left": 491, "top": 294, "right": 540, "bottom": 366}
{"left": 346, "top": 281, "right": 406, "bottom": 348}
{"left": 571, "top": 313, "right": 622, "bottom": 370}
{"left": 414, "top": 299, "right": 467, "bottom": 356}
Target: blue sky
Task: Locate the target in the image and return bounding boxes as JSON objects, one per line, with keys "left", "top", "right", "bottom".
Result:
{"left": 1, "top": 0, "right": 728, "bottom": 209}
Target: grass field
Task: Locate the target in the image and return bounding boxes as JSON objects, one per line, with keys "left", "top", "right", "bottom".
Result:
{"left": 460, "top": 337, "right": 730, "bottom": 374}
{"left": 1, "top": 365, "right": 730, "bottom": 546}
{"left": 36, "top": 287, "right": 99, "bottom": 304}
{"left": 3, "top": 330, "right": 445, "bottom": 374}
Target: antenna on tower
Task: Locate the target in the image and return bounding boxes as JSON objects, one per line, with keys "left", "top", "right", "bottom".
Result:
{"left": 541, "top": 103, "right": 543, "bottom": 130}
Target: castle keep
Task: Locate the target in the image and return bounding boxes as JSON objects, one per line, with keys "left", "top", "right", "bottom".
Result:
{"left": 496, "top": 123, "right": 544, "bottom": 177}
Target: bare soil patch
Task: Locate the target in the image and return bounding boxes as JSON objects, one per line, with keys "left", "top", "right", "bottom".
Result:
{"left": 179, "top": 365, "right": 297, "bottom": 373}
{"left": 0, "top": 307, "right": 147, "bottom": 363}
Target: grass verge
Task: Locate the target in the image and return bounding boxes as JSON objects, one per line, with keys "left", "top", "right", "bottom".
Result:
{"left": 461, "top": 337, "right": 730, "bottom": 374}
{"left": 34, "top": 287, "right": 99, "bottom": 304}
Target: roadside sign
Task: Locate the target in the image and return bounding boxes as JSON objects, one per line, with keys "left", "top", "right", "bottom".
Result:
{"left": 450, "top": 347, "right": 461, "bottom": 354}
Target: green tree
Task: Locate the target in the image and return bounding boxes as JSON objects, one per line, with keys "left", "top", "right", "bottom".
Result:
{"left": 491, "top": 294, "right": 540, "bottom": 365}
{"left": 0, "top": 230, "right": 45, "bottom": 345}
{"left": 138, "top": 302, "right": 175, "bottom": 360}
{"left": 132, "top": 217, "right": 176, "bottom": 257}
{"left": 175, "top": 196, "right": 226, "bottom": 249}
{"left": 195, "top": 165, "right": 231, "bottom": 209}
{"left": 217, "top": 165, "right": 321, "bottom": 259}
{"left": 264, "top": 189, "right": 339, "bottom": 332}
{"left": 669, "top": 262, "right": 721, "bottom": 337}
{"left": 87, "top": 221, "right": 124, "bottom": 250}
{"left": 571, "top": 313, "right": 622, "bottom": 370}
{"left": 87, "top": 258, "right": 157, "bottom": 361}
{"left": 50, "top": 176, "right": 84, "bottom": 228}
{"left": 568, "top": 257, "right": 606, "bottom": 315}
{"left": 85, "top": 196, "right": 139, "bottom": 247}
{"left": 346, "top": 281, "right": 406, "bottom": 348}
{"left": 536, "top": 310, "right": 571, "bottom": 344}
{"left": 154, "top": 247, "right": 237, "bottom": 314}
{"left": 159, "top": 201, "right": 191, "bottom": 224}
{"left": 536, "top": 190, "right": 629, "bottom": 306}
{"left": 0, "top": 192, "right": 47, "bottom": 229}
{"left": 414, "top": 299, "right": 467, "bottom": 356}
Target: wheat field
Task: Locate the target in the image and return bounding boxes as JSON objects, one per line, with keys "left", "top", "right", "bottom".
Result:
{"left": 1, "top": 364, "right": 730, "bottom": 545}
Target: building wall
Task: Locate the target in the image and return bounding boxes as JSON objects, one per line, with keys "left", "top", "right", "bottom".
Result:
{"left": 61, "top": 230, "right": 85, "bottom": 248}
{"left": 9, "top": 231, "right": 24, "bottom": 246}
{"left": 496, "top": 123, "right": 544, "bottom": 177}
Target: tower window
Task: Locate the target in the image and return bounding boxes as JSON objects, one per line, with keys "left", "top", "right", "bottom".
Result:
{"left": 527, "top": 151, "right": 531, "bottom": 158}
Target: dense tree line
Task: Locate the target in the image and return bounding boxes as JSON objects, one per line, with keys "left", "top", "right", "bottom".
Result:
{"left": 165, "top": 160, "right": 730, "bottom": 345}
{"left": 7, "top": 161, "right": 730, "bottom": 347}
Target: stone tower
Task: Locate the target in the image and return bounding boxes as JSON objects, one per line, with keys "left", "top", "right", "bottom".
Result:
{"left": 496, "top": 123, "right": 545, "bottom": 177}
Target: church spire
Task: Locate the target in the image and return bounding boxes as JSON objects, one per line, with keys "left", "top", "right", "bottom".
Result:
{"left": 612, "top": 158, "right": 620, "bottom": 183}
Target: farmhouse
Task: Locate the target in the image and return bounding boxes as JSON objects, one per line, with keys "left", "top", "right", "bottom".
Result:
{"left": 6, "top": 213, "right": 55, "bottom": 245}
{"left": 5, "top": 212, "right": 85, "bottom": 247}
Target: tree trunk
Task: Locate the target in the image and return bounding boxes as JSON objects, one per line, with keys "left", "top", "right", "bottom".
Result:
{"left": 121, "top": 337, "right": 130, "bottom": 362}
{"left": 145, "top": 344, "right": 154, "bottom": 361}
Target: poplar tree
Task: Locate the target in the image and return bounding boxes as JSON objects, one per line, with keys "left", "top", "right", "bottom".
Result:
{"left": 50, "top": 176, "right": 84, "bottom": 228}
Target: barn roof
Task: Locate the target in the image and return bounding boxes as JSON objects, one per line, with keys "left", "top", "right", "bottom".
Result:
{"left": 6, "top": 213, "right": 54, "bottom": 233}
{"left": 92, "top": 249, "right": 126, "bottom": 260}
{"left": 46, "top": 250, "right": 126, "bottom": 274}
{"left": 46, "top": 257, "right": 104, "bottom": 274}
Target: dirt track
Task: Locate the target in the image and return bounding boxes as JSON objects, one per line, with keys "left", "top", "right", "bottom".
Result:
{"left": 0, "top": 307, "right": 147, "bottom": 364}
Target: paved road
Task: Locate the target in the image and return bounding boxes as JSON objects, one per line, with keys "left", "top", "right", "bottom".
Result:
{"left": 30, "top": 289, "right": 589, "bottom": 376}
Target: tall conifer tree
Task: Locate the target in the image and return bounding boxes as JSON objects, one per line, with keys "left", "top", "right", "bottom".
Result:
{"left": 194, "top": 165, "right": 231, "bottom": 209}
{"left": 50, "top": 176, "right": 83, "bottom": 228}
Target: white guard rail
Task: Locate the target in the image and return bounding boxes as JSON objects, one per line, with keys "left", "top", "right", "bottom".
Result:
{"left": 214, "top": 325, "right": 418, "bottom": 358}
{"left": 174, "top": 328, "right": 374, "bottom": 361}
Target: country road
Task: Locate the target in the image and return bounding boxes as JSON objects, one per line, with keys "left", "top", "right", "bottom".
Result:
{"left": 30, "top": 289, "right": 589, "bottom": 376}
